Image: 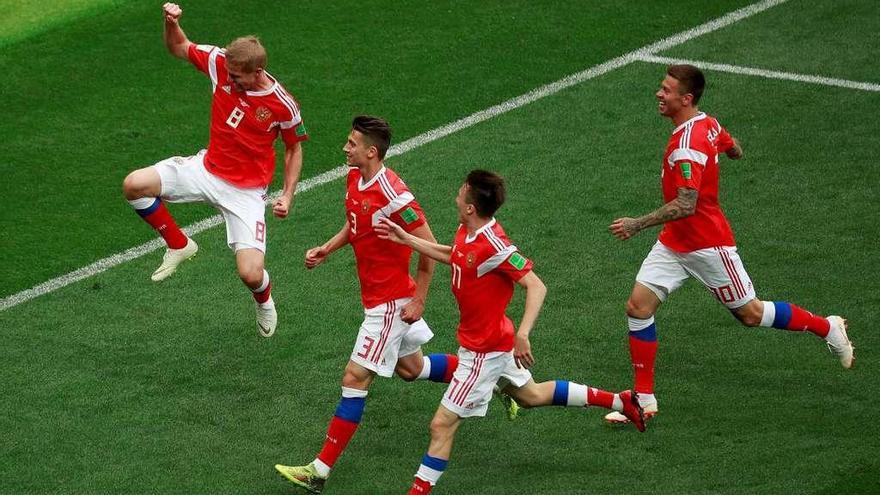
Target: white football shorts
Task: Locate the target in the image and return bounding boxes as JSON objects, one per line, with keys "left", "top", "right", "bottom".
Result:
{"left": 153, "top": 150, "right": 269, "bottom": 252}
{"left": 636, "top": 241, "right": 756, "bottom": 309}
{"left": 349, "top": 297, "right": 434, "bottom": 378}
{"left": 441, "top": 347, "right": 532, "bottom": 418}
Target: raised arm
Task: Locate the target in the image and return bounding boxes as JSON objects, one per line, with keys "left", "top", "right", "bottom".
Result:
{"left": 162, "top": 3, "right": 192, "bottom": 60}
{"left": 609, "top": 187, "right": 697, "bottom": 241}
{"left": 375, "top": 218, "right": 452, "bottom": 265}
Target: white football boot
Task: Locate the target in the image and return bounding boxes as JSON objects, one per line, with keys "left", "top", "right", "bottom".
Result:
{"left": 605, "top": 395, "right": 658, "bottom": 425}
{"left": 151, "top": 238, "right": 198, "bottom": 282}
{"left": 256, "top": 297, "right": 277, "bottom": 337}
{"left": 825, "top": 316, "right": 854, "bottom": 369}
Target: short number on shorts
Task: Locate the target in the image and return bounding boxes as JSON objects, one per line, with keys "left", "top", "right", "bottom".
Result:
{"left": 356, "top": 336, "right": 375, "bottom": 359}
{"left": 226, "top": 107, "right": 245, "bottom": 128}
{"left": 255, "top": 221, "right": 266, "bottom": 243}
{"left": 711, "top": 285, "right": 735, "bottom": 303}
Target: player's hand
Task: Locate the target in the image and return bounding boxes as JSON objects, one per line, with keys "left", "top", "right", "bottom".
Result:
{"left": 304, "top": 245, "right": 330, "bottom": 269}
{"left": 513, "top": 332, "right": 534, "bottom": 369}
{"left": 163, "top": 3, "right": 182, "bottom": 23}
{"left": 400, "top": 298, "right": 425, "bottom": 323}
{"left": 375, "top": 217, "right": 407, "bottom": 244}
{"left": 273, "top": 195, "right": 292, "bottom": 219}
{"left": 609, "top": 217, "right": 640, "bottom": 240}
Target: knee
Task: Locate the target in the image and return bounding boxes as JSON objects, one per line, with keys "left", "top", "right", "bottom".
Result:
{"left": 517, "top": 394, "right": 540, "bottom": 409}
{"left": 626, "top": 298, "right": 655, "bottom": 319}
{"left": 122, "top": 172, "right": 141, "bottom": 200}
{"left": 429, "top": 416, "right": 452, "bottom": 439}
{"left": 396, "top": 366, "right": 418, "bottom": 382}
{"left": 731, "top": 299, "right": 765, "bottom": 327}
{"left": 341, "top": 371, "right": 368, "bottom": 390}
{"left": 238, "top": 265, "right": 264, "bottom": 288}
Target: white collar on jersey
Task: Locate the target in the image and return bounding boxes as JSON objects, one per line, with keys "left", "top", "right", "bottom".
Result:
{"left": 465, "top": 217, "right": 497, "bottom": 244}
{"left": 357, "top": 165, "right": 387, "bottom": 191}
{"left": 245, "top": 72, "right": 279, "bottom": 97}
{"left": 672, "top": 112, "right": 706, "bottom": 135}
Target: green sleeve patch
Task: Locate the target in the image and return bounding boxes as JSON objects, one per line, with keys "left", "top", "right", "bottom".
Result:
{"left": 401, "top": 207, "right": 419, "bottom": 224}
{"left": 681, "top": 162, "right": 692, "bottom": 180}
{"left": 295, "top": 122, "right": 308, "bottom": 137}
{"left": 508, "top": 252, "right": 527, "bottom": 270}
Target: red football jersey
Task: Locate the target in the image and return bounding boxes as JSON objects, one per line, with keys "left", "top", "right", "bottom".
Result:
{"left": 346, "top": 166, "right": 427, "bottom": 308}
{"left": 450, "top": 219, "right": 533, "bottom": 353}
{"left": 658, "top": 112, "right": 736, "bottom": 252}
{"left": 187, "top": 44, "right": 309, "bottom": 189}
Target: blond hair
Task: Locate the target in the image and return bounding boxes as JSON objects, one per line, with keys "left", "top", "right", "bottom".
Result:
{"left": 225, "top": 36, "right": 267, "bottom": 72}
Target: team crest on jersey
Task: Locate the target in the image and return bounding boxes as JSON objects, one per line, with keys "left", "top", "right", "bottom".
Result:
{"left": 255, "top": 106, "right": 272, "bottom": 122}
{"left": 361, "top": 199, "right": 371, "bottom": 213}
{"left": 222, "top": 85, "right": 231, "bottom": 94}
{"left": 466, "top": 252, "right": 476, "bottom": 268}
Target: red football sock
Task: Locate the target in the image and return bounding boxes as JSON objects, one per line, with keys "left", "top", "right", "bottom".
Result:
{"left": 252, "top": 282, "right": 272, "bottom": 304}
{"left": 586, "top": 387, "right": 615, "bottom": 409}
{"left": 629, "top": 336, "right": 657, "bottom": 394}
{"left": 408, "top": 477, "right": 433, "bottom": 494}
{"left": 443, "top": 354, "right": 459, "bottom": 383}
{"left": 316, "top": 417, "right": 360, "bottom": 468}
{"left": 139, "top": 201, "right": 187, "bottom": 249}
{"left": 788, "top": 304, "right": 830, "bottom": 338}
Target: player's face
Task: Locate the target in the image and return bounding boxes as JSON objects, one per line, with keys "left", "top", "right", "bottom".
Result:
{"left": 343, "top": 130, "right": 373, "bottom": 166}
{"left": 656, "top": 75, "right": 688, "bottom": 117}
{"left": 227, "top": 65, "right": 261, "bottom": 92}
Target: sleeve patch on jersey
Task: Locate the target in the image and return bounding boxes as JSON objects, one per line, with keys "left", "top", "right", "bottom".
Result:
{"left": 295, "top": 122, "right": 308, "bottom": 137}
{"left": 508, "top": 253, "right": 527, "bottom": 270}
{"left": 401, "top": 207, "right": 419, "bottom": 224}
{"left": 681, "top": 162, "right": 692, "bottom": 180}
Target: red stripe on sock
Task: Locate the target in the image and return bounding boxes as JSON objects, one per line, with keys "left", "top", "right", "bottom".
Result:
{"left": 442, "top": 354, "right": 459, "bottom": 384}
{"left": 629, "top": 335, "right": 657, "bottom": 394}
{"left": 141, "top": 202, "right": 187, "bottom": 249}
{"left": 587, "top": 387, "right": 615, "bottom": 409}
{"left": 253, "top": 282, "right": 272, "bottom": 304}
{"left": 408, "top": 477, "right": 433, "bottom": 494}
{"left": 316, "top": 416, "right": 360, "bottom": 468}
{"left": 788, "top": 304, "right": 830, "bottom": 338}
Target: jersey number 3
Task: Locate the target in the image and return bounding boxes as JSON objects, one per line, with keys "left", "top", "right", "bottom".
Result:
{"left": 226, "top": 107, "right": 245, "bottom": 129}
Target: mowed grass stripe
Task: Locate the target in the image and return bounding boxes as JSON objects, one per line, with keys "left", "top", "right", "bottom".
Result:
{"left": 0, "top": 0, "right": 790, "bottom": 312}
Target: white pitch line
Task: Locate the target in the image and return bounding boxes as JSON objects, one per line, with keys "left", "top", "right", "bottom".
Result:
{"left": 0, "top": 0, "right": 789, "bottom": 312}
{"left": 637, "top": 54, "right": 880, "bottom": 92}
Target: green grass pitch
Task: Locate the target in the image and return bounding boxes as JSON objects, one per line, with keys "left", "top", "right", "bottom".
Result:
{"left": 1, "top": 1, "right": 878, "bottom": 493}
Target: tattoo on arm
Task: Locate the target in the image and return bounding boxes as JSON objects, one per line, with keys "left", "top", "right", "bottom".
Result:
{"left": 632, "top": 188, "right": 697, "bottom": 233}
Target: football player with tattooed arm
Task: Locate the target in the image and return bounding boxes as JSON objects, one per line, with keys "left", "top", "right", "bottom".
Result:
{"left": 604, "top": 64, "right": 853, "bottom": 426}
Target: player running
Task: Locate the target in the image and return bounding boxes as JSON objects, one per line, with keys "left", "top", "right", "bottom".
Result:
{"left": 378, "top": 170, "right": 645, "bottom": 494}
{"left": 604, "top": 64, "right": 854, "bottom": 425}
{"left": 274, "top": 116, "right": 460, "bottom": 494}
{"left": 122, "top": 3, "right": 308, "bottom": 336}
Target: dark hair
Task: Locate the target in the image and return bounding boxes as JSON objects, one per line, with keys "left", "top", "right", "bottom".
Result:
{"left": 352, "top": 115, "right": 392, "bottom": 159}
{"left": 465, "top": 170, "right": 506, "bottom": 218}
{"left": 667, "top": 64, "right": 705, "bottom": 104}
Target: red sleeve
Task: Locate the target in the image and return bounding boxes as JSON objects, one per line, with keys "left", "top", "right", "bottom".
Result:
{"left": 389, "top": 199, "right": 426, "bottom": 233}
{"left": 715, "top": 126, "right": 734, "bottom": 154}
{"left": 276, "top": 87, "right": 309, "bottom": 145}
{"left": 186, "top": 43, "right": 217, "bottom": 76}
{"left": 496, "top": 251, "right": 533, "bottom": 282}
